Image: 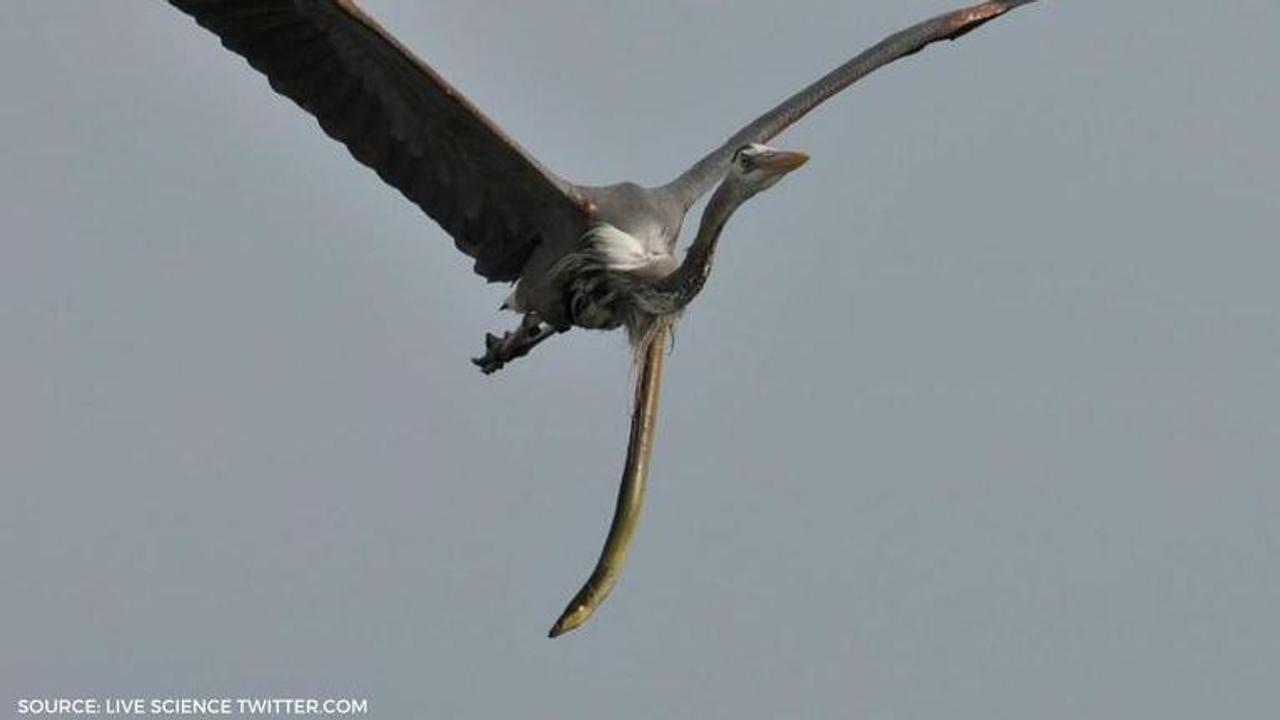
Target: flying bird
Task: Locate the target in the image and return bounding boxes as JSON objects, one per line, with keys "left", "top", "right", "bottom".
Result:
{"left": 167, "top": 0, "right": 1041, "bottom": 636}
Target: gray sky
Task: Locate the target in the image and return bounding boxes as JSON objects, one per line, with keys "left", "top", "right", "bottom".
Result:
{"left": 3, "top": 1, "right": 1278, "bottom": 717}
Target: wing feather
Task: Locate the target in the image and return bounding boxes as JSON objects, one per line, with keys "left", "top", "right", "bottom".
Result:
{"left": 666, "top": 0, "right": 1040, "bottom": 204}
{"left": 169, "top": 0, "right": 590, "bottom": 281}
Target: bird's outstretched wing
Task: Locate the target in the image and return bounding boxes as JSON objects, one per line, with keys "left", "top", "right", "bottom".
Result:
{"left": 168, "top": 0, "right": 590, "bottom": 282}
{"left": 665, "top": 0, "right": 1039, "bottom": 205}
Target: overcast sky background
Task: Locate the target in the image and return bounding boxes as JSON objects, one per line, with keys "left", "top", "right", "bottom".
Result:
{"left": 3, "top": 1, "right": 1278, "bottom": 717}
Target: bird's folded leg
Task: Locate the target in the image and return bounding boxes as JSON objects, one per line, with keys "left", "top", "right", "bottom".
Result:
{"left": 471, "top": 313, "right": 562, "bottom": 374}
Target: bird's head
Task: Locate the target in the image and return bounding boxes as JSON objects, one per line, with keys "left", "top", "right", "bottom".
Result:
{"left": 728, "top": 143, "right": 809, "bottom": 198}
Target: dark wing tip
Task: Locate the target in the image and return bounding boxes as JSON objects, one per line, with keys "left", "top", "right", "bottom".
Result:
{"left": 167, "top": 0, "right": 587, "bottom": 283}
{"left": 941, "top": 1, "right": 1038, "bottom": 42}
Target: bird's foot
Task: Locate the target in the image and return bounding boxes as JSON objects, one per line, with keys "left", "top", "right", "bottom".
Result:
{"left": 471, "top": 314, "right": 561, "bottom": 374}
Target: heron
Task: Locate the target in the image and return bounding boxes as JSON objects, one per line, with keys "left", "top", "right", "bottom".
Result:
{"left": 167, "top": 0, "right": 1041, "bottom": 636}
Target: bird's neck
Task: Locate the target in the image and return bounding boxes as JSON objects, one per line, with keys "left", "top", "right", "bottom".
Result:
{"left": 637, "top": 182, "right": 740, "bottom": 315}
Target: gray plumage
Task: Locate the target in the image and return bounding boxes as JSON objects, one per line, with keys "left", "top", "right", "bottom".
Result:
{"left": 166, "top": 0, "right": 1043, "bottom": 636}
{"left": 168, "top": 0, "right": 1038, "bottom": 352}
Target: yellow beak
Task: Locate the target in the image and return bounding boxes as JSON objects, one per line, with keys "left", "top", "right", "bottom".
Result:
{"left": 757, "top": 149, "right": 810, "bottom": 174}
